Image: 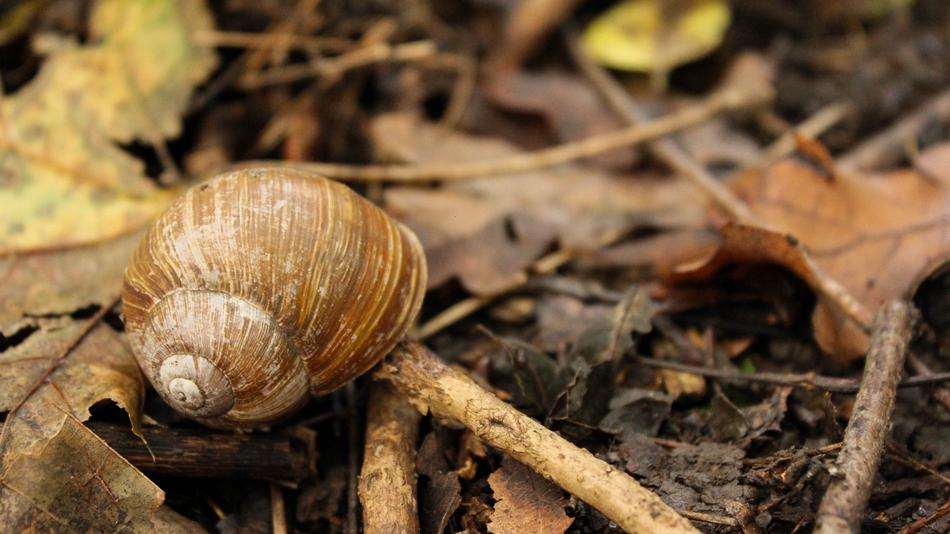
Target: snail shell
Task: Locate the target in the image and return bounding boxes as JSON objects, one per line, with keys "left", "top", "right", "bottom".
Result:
{"left": 122, "top": 168, "right": 427, "bottom": 429}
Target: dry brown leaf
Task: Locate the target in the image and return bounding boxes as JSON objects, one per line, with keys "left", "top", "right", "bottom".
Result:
{"left": 0, "top": 416, "right": 164, "bottom": 533}
{"left": 678, "top": 144, "right": 950, "bottom": 360}
{"left": 0, "top": 321, "right": 179, "bottom": 531}
{"left": 0, "top": 232, "right": 140, "bottom": 338}
{"left": 377, "top": 112, "right": 705, "bottom": 294}
{"left": 487, "top": 456, "right": 573, "bottom": 534}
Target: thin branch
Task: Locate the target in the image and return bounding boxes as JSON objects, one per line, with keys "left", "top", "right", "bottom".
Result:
{"left": 415, "top": 234, "right": 616, "bottom": 340}
{"left": 564, "top": 27, "right": 759, "bottom": 225}
{"left": 270, "top": 483, "right": 287, "bottom": 534}
{"left": 839, "top": 88, "right": 950, "bottom": 172}
{"left": 358, "top": 382, "right": 421, "bottom": 534}
{"left": 380, "top": 341, "right": 700, "bottom": 534}
{"left": 763, "top": 100, "right": 855, "bottom": 161}
{"left": 242, "top": 40, "right": 439, "bottom": 89}
{"left": 241, "top": 86, "right": 769, "bottom": 182}
{"left": 636, "top": 356, "right": 950, "bottom": 393}
{"left": 814, "top": 301, "right": 918, "bottom": 534}
{"left": 565, "top": 27, "right": 877, "bottom": 335}
{"left": 345, "top": 382, "right": 360, "bottom": 534}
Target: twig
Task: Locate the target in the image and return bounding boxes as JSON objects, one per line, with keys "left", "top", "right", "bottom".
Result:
{"left": 763, "top": 100, "right": 855, "bottom": 161}
{"left": 380, "top": 341, "right": 700, "bottom": 533}
{"left": 80, "top": 421, "right": 310, "bottom": 481}
{"left": 270, "top": 483, "right": 287, "bottom": 534}
{"left": 241, "top": 86, "right": 769, "bottom": 182}
{"left": 814, "top": 301, "right": 918, "bottom": 534}
{"left": 242, "top": 40, "right": 439, "bottom": 89}
{"left": 838, "top": 88, "right": 950, "bottom": 172}
{"left": 345, "top": 382, "right": 360, "bottom": 534}
{"left": 192, "top": 30, "right": 354, "bottom": 53}
{"left": 676, "top": 509, "right": 738, "bottom": 527}
{"left": 906, "top": 353, "right": 950, "bottom": 413}
{"left": 358, "top": 382, "right": 421, "bottom": 534}
{"left": 415, "top": 235, "right": 615, "bottom": 340}
{"left": 564, "top": 28, "right": 759, "bottom": 225}
{"left": 636, "top": 356, "right": 950, "bottom": 393}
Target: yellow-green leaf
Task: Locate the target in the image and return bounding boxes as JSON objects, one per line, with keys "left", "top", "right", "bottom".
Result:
{"left": 0, "top": 0, "right": 216, "bottom": 253}
{"left": 581, "top": 0, "right": 731, "bottom": 74}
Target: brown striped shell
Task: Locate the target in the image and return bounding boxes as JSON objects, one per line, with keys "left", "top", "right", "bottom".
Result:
{"left": 122, "top": 168, "right": 427, "bottom": 429}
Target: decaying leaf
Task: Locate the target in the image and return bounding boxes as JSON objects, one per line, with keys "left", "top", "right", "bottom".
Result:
{"left": 0, "top": 232, "right": 140, "bottom": 337}
{"left": 378, "top": 112, "right": 705, "bottom": 294}
{"left": 0, "top": 416, "right": 164, "bottom": 532}
{"left": 416, "top": 430, "right": 462, "bottom": 534}
{"left": 0, "top": 321, "right": 170, "bottom": 531}
{"left": 490, "top": 289, "right": 661, "bottom": 433}
{"left": 487, "top": 457, "right": 573, "bottom": 534}
{"left": 0, "top": 0, "right": 216, "bottom": 252}
{"left": 581, "top": 0, "right": 730, "bottom": 81}
{"left": 678, "top": 146, "right": 950, "bottom": 360}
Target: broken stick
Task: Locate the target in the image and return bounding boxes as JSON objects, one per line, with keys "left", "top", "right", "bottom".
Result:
{"left": 814, "top": 301, "right": 918, "bottom": 534}
{"left": 358, "top": 382, "right": 421, "bottom": 534}
{"left": 379, "top": 341, "right": 699, "bottom": 534}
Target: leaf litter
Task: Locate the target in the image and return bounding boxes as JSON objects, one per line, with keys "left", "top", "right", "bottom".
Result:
{"left": 2, "top": 0, "right": 950, "bottom": 532}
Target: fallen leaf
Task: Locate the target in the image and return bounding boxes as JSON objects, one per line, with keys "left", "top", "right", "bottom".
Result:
{"left": 581, "top": 0, "right": 731, "bottom": 79}
{"left": 0, "top": 319, "right": 180, "bottom": 531}
{"left": 554, "top": 288, "right": 656, "bottom": 434}
{"left": 487, "top": 457, "right": 573, "bottom": 534}
{"left": 0, "top": 0, "right": 216, "bottom": 252}
{"left": 0, "top": 232, "right": 140, "bottom": 337}
{"left": 377, "top": 112, "right": 705, "bottom": 294}
{"left": 684, "top": 148, "right": 950, "bottom": 360}
{"left": 598, "top": 387, "right": 672, "bottom": 435}
{"left": 416, "top": 430, "right": 462, "bottom": 534}
{"left": 0, "top": 416, "right": 166, "bottom": 533}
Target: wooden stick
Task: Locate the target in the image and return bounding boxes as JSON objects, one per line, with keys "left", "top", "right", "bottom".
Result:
{"left": 241, "top": 86, "right": 769, "bottom": 182}
{"left": 82, "top": 421, "right": 309, "bottom": 481}
{"left": 358, "top": 382, "right": 421, "bottom": 534}
{"left": 762, "top": 100, "right": 855, "bottom": 161}
{"left": 564, "top": 28, "right": 758, "bottom": 225}
{"left": 637, "top": 356, "right": 950, "bottom": 393}
{"left": 379, "top": 341, "right": 699, "bottom": 534}
{"left": 838, "top": 88, "right": 950, "bottom": 172}
{"left": 270, "top": 483, "right": 288, "bottom": 534}
{"left": 814, "top": 301, "right": 918, "bottom": 534}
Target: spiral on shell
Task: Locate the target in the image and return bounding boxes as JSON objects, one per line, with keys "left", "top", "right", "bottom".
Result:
{"left": 122, "top": 168, "right": 427, "bottom": 429}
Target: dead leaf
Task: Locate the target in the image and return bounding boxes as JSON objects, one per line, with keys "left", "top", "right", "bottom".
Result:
{"left": 417, "top": 430, "right": 462, "bottom": 534}
{"left": 707, "top": 150, "right": 950, "bottom": 359}
{"left": 487, "top": 457, "right": 573, "bottom": 534}
{"left": 554, "top": 288, "right": 656, "bottom": 433}
{"left": 0, "top": 0, "right": 216, "bottom": 252}
{"left": 0, "top": 232, "right": 140, "bottom": 337}
{"left": 0, "top": 312, "right": 175, "bottom": 529}
{"left": 377, "top": 112, "right": 705, "bottom": 294}
{"left": 0, "top": 416, "right": 166, "bottom": 533}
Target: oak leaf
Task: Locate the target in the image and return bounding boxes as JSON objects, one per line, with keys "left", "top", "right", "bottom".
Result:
{"left": 678, "top": 145, "right": 950, "bottom": 360}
